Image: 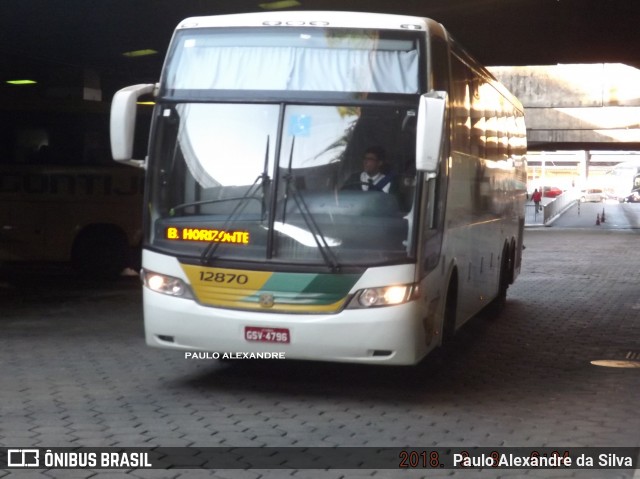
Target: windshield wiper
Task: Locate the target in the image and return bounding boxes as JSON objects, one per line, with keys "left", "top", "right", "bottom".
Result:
{"left": 278, "top": 137, "right": 341, "bottom": 272}
{"left": 200, "top": 136, "right": 271, "bottom": 264}
{"left": 169, "top": 196, "right": 261, "bottom": 216}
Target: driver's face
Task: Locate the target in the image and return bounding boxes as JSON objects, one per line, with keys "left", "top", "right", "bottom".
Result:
{"left": 363, "top": 154, "right": 381, "bottom": 175}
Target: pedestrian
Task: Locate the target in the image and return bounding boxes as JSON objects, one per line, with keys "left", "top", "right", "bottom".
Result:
{"left": 531, "top": 188, "right": 542, "bottom": 212}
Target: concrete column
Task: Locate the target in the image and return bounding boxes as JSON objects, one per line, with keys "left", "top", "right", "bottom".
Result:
{"left": 583, "top": 150, "right": 590, "bottom": 183}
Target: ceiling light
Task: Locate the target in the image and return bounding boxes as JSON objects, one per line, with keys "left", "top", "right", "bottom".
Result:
{"left": 259, "top": 0, "right": 301, "bottom": 10}
{"left": 122, "top": 49, "right": 158, "bottom": 58}
{"left": 6, "top": 79, "right": 37, "bottom": 85}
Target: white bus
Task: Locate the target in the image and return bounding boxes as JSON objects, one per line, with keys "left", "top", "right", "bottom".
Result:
{"left": 111, "top": 11, "right": 527, "bottom": 365}
{"left": 624, "top": 172, "right": 640, "bottom": 202}
{"left": 599, "top": 159, "right": 640, "bottom": 202}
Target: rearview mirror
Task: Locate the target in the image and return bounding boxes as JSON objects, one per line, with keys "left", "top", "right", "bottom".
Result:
{"left": 415, "top": 91, "right": 447, "bottom": 173}
{"left": 110, "top": 83, "right": 156, "bottom": 163}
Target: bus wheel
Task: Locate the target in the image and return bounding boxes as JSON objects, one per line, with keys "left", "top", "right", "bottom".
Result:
{"left": 72, "top": 226, "right": 130, "bottom": 279}
{"left": 442, "top": 272, "right": 458, "bottom": 343}
{"left": 508, "top": 239, "right": 516, "bottom": 285}
{"left": 486, "top": 245, "right": 509, "bottom": 317}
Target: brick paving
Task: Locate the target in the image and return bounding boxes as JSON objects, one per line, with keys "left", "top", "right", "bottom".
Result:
{"left": 1, "top": 203, "right": 639, "bottom": 478}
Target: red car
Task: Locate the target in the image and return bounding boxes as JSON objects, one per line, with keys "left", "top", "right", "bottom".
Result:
{"left": 542, "top": 186, "right": 563, "bottom": 198}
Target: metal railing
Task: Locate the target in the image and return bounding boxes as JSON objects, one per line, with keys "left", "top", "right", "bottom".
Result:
{"left": 525, "top": 189, "right": 578, "bottom": 226}
{"left": 525, "top": 203, "right": 545, "bottom": 225}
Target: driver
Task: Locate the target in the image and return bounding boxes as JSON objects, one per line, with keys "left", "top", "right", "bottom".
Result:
{"left": 344, "top": 146, "right": 396, "bottom": 193}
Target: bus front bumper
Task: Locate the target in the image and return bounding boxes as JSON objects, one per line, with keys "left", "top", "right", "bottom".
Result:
{"left": 143, "top": 289, "right": 431, "bottom": 366}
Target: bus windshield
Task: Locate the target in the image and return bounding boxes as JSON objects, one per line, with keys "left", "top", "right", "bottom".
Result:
{"left": 148, "top": 102, "right": 418, "bottom": 267}
{"left": 163, "top": 27, "right": 420, "bottom": 94}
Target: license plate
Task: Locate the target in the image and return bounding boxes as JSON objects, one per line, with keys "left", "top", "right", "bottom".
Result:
{"left": 244, "top": 326, "right": 290, "bottom": 344}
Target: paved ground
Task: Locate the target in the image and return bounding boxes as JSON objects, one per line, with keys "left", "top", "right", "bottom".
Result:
{"left": 554, "top": 200, "right": 640, "bottom": 230}
{"left": 1, "top": 203, "right": 639, "bottom": 479}
{"left": 526, "top": 196, "right": 640, "bottom": 228}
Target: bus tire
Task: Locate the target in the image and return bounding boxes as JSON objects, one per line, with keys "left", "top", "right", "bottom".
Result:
{"left": 442, "top": 271, "right": 458, "bottom": 343}
{"left": 486, "top": 243, "right": 510, "bottom": 317}
{"left": 508, "top": 238, "right": 516, "bottom": 284}
{"left": 72, "top": 226, "right": 130, "bottom": 279}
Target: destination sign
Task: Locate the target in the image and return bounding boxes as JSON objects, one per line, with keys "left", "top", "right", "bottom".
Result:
{"left": 166, "top": 227, "right": 249, "bottom": 244}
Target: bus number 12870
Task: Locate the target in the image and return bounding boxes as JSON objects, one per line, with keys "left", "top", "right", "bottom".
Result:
{"left": 199, "top": 271, "right": 249, "bottom": 284}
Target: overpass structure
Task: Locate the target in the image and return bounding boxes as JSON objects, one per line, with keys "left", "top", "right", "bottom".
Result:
{"left": 490, "top": 64, "right": 640, "bottom": 191}
{"left": 490, "top": 64, "right": 640, "bottom": 151}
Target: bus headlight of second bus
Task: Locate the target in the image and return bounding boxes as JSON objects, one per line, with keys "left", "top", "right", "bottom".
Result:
{"left": 348, "top": 284, "right": 419, "bottom": 308}
{"left": 142, "top": 270, "right": 193, "bottom": 299}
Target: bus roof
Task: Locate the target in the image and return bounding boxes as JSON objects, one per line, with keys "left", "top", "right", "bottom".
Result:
{"left": 176, "top": 11, "right": 440, "bottom": 32}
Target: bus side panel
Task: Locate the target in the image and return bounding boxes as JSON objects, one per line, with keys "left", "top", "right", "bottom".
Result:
{"left": 441, "top": 47, "right": 526, "bottom": 329}
{"left": 0, "top": 164, "right": 143, "bottom": 263}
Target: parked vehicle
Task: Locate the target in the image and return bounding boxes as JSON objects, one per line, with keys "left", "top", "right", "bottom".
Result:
{"left": 580, "top": 188, "right": 605, "bottom": 202}
{"left": 0, "top": 106, "right": 145, "bottom": 278}
{"left": 542, "top": 186, "right": 563, "bottom": 198}
{"left": 623, "top": 191, "right": 640, "bottom": 203}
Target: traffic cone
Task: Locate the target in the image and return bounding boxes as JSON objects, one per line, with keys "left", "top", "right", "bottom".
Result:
{"left": 601, "top": 208, "right": 606, "bottom": 222}
{"left": 596, "top": 213, "right": 600, "bottom": 225}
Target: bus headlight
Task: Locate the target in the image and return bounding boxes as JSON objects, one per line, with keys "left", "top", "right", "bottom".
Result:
{"left": 142, "top": 270, "right": 193, "bottom": 298}
{"left": 348, "top": 284, "right": 419, "bottom": 308}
